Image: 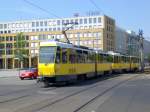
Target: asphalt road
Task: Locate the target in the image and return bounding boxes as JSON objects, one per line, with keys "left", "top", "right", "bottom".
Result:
{"left": 0, "top": 72, "right": 150, "bottom": 112}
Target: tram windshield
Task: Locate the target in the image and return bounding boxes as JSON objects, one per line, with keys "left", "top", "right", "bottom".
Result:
{"left": 39, "top": 46, "right": 56, "bottom": 63}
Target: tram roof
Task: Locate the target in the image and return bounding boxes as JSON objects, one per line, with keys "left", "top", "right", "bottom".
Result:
{"left": 40, "top": 41, "right": 95, "bottom": 52}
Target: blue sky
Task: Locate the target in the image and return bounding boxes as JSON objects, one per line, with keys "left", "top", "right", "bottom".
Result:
{"left": 0, "top": 0, "right": 150, "bottom": 40}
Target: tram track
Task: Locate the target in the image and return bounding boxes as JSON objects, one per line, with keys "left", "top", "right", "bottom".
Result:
{"left": 13, "top": 73, "right": 139, "bottom": 112}
{"left": 73, "top": 74, "right": 140, "bottom": 112}
{"left": 74, "top": 71, "right": 150, "bottom": 112}
{"left": 0, "top": 95, "right": 30, "bottom": 104}
{"left": 0, "top": 85, "right": 57, "bottom": 104}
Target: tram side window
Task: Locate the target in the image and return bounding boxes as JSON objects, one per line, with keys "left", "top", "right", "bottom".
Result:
{"left": 123, "top": 56, "right": 126, "bottom": 63}
{"left": 125, "top": 57, "right": 128, "bottom": 63}
{"left": 56, "top": 47, "right": 61, "bottom": 63}
{"left": 100, "top": 54, "right": 103, "bottom": 63}
{"left": 126, "top": 57, "right": 130, "bottom": 63}
{"left": 88, "top": 52, "right": 93, "bottom": 63}
{"left": 62, "top": 48, "right": 68, "bottom": 63}
{"left": 119, "top": 56, "right": 121, "bottom": 62}
{"left": 76, "top": 50, "right": 82, "bottom": 63}
{"left": 123, "top": 56, "right": 127, "bottom": 63}
{"left": 107, "top": 55, "right": 113, "bottom": 63}
{"left": 131, "top": 57, "right": 134, "bottom": 63}
{"left": 98, "top": 54, "right": 103, "bottom": 63}
{"left": 133, "top": 57, "right": 138, "bottom": 63}
{"left": 92, "top": 52, "right": 95, "bottom": 63}
{"left": 69, "top": 49, "right": 76, "bottom": 63}
{"left": 91, "top": 53, "right": 94, "bottom": 63}
{"left": 136, "top": 58, "right": 139, "bottom": 63}
{"left": 83, "top": 51, "right": 88, "bottom": 63}
{"left": 137, "top": 58, "right": 139, "bottom": 63}
{"left": 87, "top": 52, "right": 91, "bottom": 63}
{"left": 134, "top": 58, "right": 136, "bottom": 63}
{"left": 114, "top": 56, "right": 118, "bottom": 63}
{"left": 121, "top": 56, "right": 124, "bottom": 63}
{"left": 103, "top": 54, "right": 108, "bottom": 63}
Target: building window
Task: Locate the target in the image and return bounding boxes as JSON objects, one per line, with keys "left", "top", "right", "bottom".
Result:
{"left": 53, "top": 28, "right": 56, "bottom": 31}
{"left": 6, "top": 43, "right": 13, "bottom": 48}
{"left": 98, "top": 17, "right": 101, "bottom": 23}
{"left": 36, "top": 21, "right": 39, "bottom": 27}
{"left": 10, "top": 36, "right": 13, "bottom": 41}
{"left": 62, "top": 20, "right": 65, "bottom": 25}
{"left": 36, "top": 29, "right": 39, "bottom": 32}
{"left": 48, "top": 28, "right": 51, "bottom": 31}
{"left": 6, "top": 37, "right": 9, "bottom": 41}
{"left": 40, "top": 21, "right": 43, "bottom": 26}
{"left": 66, "top": 20, "right": 69, "bottom": 24}
{"left": 4, "top": 24, "right": 7, "bottom": 29}
{"left": 70, "top": 19, "right": 73, "bottom": 23}
{"left": 57, "top": 20, "right": 60, "bottom": 25}
{"left": 8, "top": 30, "right": 11, "bottom": 33}
{"left": 80, "top": 19, "right": 83, "bottom": 24}
{"left": 25, "top": 43, "right": 29, "bottom": 47}
{"left": 45, "top": 28, "right": 47, "bottom": 31}
{"left": 32, "top": 29, "right": 35, "bottom": 32}
{"left": 89, "top": 18, "right": 92, "bottom": 24}
{"left": 6, "top": 50, "right": 12, "bottom": 55}
{"left": 93, "top": 18, "right": 96, "bottom": 23}
{"left": 25, "top": 36, "right": 29, "bottom": 40}
{"left": 84, "top": 18, "right": 87, "bottom": 24}
{"left": 0, "top": 24, "right": 3, "bottom": 29}
{"left": 75, "top": 19, "right": 78, "bottom": 24}
{"left": 31, "top": 36, "right": 38, "bottom": 40}
{"left": 57, "top": 27, "right": 60, "bottom": 31}
{"left": 44, "top": 21, "right": 47, "bottom": 26}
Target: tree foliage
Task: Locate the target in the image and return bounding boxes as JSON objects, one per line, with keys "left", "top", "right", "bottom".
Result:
{"left": 14, "top": 32, "right": 28, "bottom": 61}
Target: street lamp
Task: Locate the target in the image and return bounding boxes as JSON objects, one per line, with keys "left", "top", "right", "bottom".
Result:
{"left": 138, "top": 29, "right": 144, "bottom": 72}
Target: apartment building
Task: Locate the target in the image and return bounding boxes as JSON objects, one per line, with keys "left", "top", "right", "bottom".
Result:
{"left": 0, "top": 15, "right": 115, "bottom": 69}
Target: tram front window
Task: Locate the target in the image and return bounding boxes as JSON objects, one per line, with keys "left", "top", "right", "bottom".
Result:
{"left": 39, "top": 46, "right": 56, "bottom": 63}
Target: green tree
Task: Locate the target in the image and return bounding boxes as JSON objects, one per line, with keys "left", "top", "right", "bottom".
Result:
{"left": 14, "top": 32, "right": 28, "bottom": 68}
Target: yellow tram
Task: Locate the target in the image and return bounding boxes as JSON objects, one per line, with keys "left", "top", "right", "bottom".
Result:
{"left": 38, "top": 41, "right": 140, "bottom": 86}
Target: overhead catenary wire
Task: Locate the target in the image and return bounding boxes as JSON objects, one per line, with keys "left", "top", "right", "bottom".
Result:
{"left": 89, "top": 0, "right": 104, "bottom": 15}
{"left": 23, "top": 0, "right": 62, "bottom": 19}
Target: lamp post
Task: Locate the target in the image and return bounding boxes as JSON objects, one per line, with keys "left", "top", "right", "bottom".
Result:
{"left": 138, "top": 29, "right": 144, "bottom": 72}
